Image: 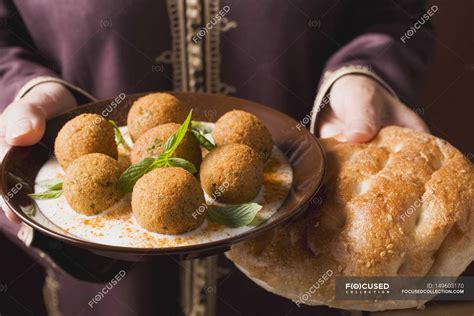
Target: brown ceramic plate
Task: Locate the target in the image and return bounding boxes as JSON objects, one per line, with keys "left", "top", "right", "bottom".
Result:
{"left": 1, "top": 92, "right": 325, "bottom": 260}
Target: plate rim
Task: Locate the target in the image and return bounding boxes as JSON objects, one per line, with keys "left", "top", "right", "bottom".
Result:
{"left": 1, "top": 92, "right": 326, "bottom": 256}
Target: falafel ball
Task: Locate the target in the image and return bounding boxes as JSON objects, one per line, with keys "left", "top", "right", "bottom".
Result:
{"left": 63, "top": 153, "right": 123, "bottom": 215}
{"left": 130, "top": 123, "right": 202, "bottom": 168}
{"left": 132, "top": 167, "right": 205, "bottom": 234}
{"left": 200, "top": 143, "right": 264, "bottom": 204}
{"left": 212, "top": 110, "right": 273, "bottom": 161}
{"left": 127, "top": 93, "right": 190, "bottom": 141}
{"left": 54, "top": 113, "right": 118, "bottom": 170}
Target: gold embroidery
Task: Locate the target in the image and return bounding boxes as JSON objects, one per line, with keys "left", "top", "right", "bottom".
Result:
{"left": 155, "top": 50, "right": 173, "bottom": 64}
{"left": 167, "top": 0, "right": 188, "bottom": 91}
{"left": 186, "top": 0, "right": 205, "bottom": 92}
{"left": 181, "top": 257, "right": 218, "bottom": 316}
{"left": 43, "top": 269, "right": 62, "bottom": 316}
{"left": 204, "top": 0, "right": 236, "bottom": 94}
{"left": 14, "top": 76, "right": 97, "bottom": 103}
{"left": 220, "top": 17, "right": 238, "bottom": 33}
{"left": 17, "top": 223, "right": 34, "bottom": 246}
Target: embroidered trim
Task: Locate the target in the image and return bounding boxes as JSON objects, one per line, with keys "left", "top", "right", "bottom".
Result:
{"left": 204, "top": 0, "right": 236, "bottom": 94}
{"left": 155, "top": 50, "right": 173, "bottom": 64}
{"left": 17, "top": 223, "right": 34, "bottom": 246}
{"left": 204, "top": 0, "right": 220, "bottom": 93}
{"left": 181, "top": 257, "right": 218, "bottom": 316}
{"left": 14, "top": 76, "right": 97, "bottom": 103}
{"left": 309, "top": 65, "right": 399, "bottom": 134}
{"left": 220, "top": 17, "right": 238, "bottom": 33}
{"left": 167, "top": 0, "right": 188, "bottom": 91}
{"left": 43, "top": 269, "right": 61, "bottom": 316}
{"left": 186, "top": 0, "right": 205, "bottom": 92}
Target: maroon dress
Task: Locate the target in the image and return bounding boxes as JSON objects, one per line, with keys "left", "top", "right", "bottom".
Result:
{"left": 0, "top": 0, "right": 433, "bottom": 314}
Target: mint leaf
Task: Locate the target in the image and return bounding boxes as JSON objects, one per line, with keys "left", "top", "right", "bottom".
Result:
{"left": 163, "top": 110, "right": 193, "bottom": 156}
{"left": 29, "top": 181, "right": 63, "bottom": 200}
{"left": 28, "top": 189, "right": 63, "bottom": 200}
{"left": 117, "top": 110, "right": 197, "bottom": 192}
{"left": 108, "top": 120, "right": 130, "bottom": 149}
{"left": 207, "top": 203, "right": 263, "bottom": 228}
{"left": 167, "top": 157, "right": 197, "bottom": 174}
{"left": 190, "top": 129, "right": 215, "bottom": 151}
{"left": 191, "top": 121, "right": 212, "bottom": 134}
{"left": 48, "top": 182, "right": 63, "bottom": 191}
{"left": 117, "top": 157, "right": 156, "bottom": 192}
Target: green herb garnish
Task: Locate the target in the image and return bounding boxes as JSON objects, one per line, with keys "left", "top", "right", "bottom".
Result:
{"left": 191, "top": 120, "right": 212, "bottom": 134}
{"left": 163, "top": 111, "right": 193, "bottom": 155}
{"left": 108, "top": 120, "right": 130, "bottom": 150}
{"left": 48, "top": 182, "right": 63, "bottom": 191}
{"left": 167, "top": 157, "right": 198, "bottom": 174}
{"left": 207, "top": 203, "right": 263, "bottom": 228}
{"left": 190, "top": 129, "right": 215, "bottom": 151}
{"left": 116, "top": 158, "right": 156, "bottom": 192}
{"left": 28, "top": 181, "right": 63, "bottom": 200}
{"left": 117, "top": 111, "right": 196, "bottom": 192}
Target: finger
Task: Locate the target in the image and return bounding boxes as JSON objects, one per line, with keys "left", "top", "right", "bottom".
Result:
{"left": 331, "top": 92, "right": 382, "bottom": 143}
{"left": 319, "top": 121, "right": 344, "bottom": 139}
{"left": 5, "top": 100, "right": 46, "bottom": 146}
{"left": 391, "top": 102, "right": 430, "bottom": 133}
{"left": 0, "top": 198, "right": 21, "bottom": 224}
{"left": 317, "top": 108, "right": 345, "bottom": 139}
{"left": 5, "top": 209, "right": 21, "bottom": 223}
{"left": 0, "top": 111, "right": 7, "bottom": 138}
{"left": 0, "top": 138, "right": 11, "bottom": 162}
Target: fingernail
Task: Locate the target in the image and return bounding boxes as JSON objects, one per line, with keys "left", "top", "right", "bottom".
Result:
{"left": 345, "top": 130, "right": 373, "bottom": 143}
{"left": 7, "top": 119, "right": 33, "bottom": 140}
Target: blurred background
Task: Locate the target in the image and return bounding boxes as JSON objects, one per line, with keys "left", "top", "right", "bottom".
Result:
{"left": 423, "top": 0, "right": 473, "bottom": 159}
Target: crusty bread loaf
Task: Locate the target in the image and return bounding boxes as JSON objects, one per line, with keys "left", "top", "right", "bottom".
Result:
{"left": 227, "top": 126, "right": 474, "bottom": 311}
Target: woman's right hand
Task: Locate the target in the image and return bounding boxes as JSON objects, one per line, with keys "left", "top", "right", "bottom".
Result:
{"left": 0, "top": 82, "right": 77, "bottom": 223}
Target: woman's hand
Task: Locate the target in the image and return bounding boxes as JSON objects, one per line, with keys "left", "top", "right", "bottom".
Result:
{"left": 317, "top": 74, "right": 429, "bottom": 142}
{"left": 0, "top": 82, "right": 77, "bottom": 223}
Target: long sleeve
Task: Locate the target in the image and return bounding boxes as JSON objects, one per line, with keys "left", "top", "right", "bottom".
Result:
{"left": 323, "top": 0, "right": 434, "bottom": 106}
{"left": 310, "top": 0, "right": 435, "bottom": 134}
{"left": 0, "top": 0, "right": 61, "bottom": 107}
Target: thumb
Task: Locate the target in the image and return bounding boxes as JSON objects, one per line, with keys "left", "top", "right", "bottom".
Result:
{"left": 4, "top": 100, "right": 46, "bottom": 146}
{"left": 330, "top": 93, "right": 381, "bottom": 143}
{"left": 344, "top": 112, "right": 380, "bottom": 143}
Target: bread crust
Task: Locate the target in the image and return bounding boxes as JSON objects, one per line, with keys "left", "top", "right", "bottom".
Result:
{"left": 227, "top": 126, "right": 474, "bottom": 311}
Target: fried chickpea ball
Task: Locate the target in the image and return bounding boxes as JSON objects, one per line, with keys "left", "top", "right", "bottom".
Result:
{"left": 132, "top": 167, "right": 205, "bottom": 234}
{"left": 54, "top": 113, "right": 118, "bottom": 170}
{"left": 200, "top": 144, "right": 264, "bottom": 204}
{"left": 63, "top": 153, "right": 123, "bottom": 215}
{"left": 127, "top": 93, "right": 190, "bottom": 141}
{"left": 212, "top": 110, "right": 273, "bottom": 161}
{"left": 130, "top": 123, "right": 202, "bottom": 168}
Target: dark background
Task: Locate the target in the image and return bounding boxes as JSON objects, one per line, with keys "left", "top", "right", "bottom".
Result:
{"left": 0, "top": 0, "right": 473, "bottom": 315}
{"left": 423, "top": 0, "right": 473, "bottom": 159}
